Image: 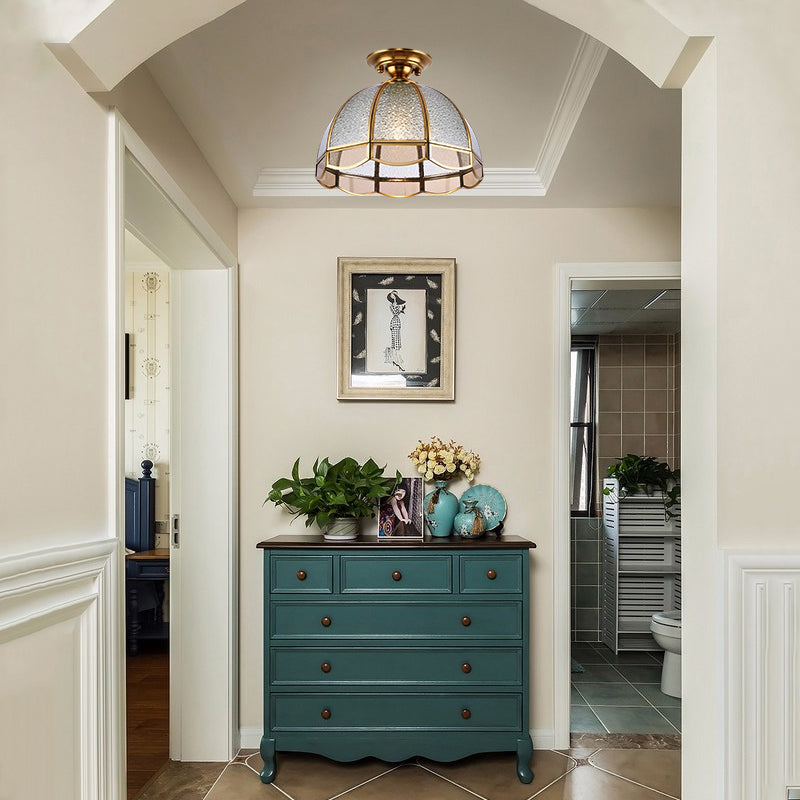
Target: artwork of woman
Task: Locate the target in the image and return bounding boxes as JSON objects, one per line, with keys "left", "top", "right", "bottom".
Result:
{"left": 384, "top": 290, "right": 406, "bottom": 370}
{"left": 378, "top": 487, "right": 411, "bottom": 537}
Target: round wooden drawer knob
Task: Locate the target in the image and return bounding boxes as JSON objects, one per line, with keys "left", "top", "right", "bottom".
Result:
{"left": 392, "top": 570, "right": 402, "bottom": 582}
{"left": 321, "top": 708, "right": 331, "bottom": 720}
{"left": 461, "top": 616, "right": 471, "bottom": 627}
{"left": 321, "top": 662, "right": 331, "bottom": 673}
{"left": 321, "top": 616, "right": 332, "bottom": 627}
{"left": 487, "top": 569, "right": 497, "bottom": 580}
{"left": 461, "top": 663, "right": 472, "bottom": 674}
{"left": 461, "top": 708, "right": 471, "bottom": 719}
{"left": 296, "top": 570, "right": 307, "bottom": 581}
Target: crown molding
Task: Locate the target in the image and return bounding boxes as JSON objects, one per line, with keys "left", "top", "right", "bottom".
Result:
{"left": 534, "top": 35, "right": 608, "bottom": 189}
{"left": 252, "top": 34, "right": 606, "bottom": 199}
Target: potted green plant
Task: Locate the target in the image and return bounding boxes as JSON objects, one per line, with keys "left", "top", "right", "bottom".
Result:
{"left": 603, "top": 454, "right": 680, "bottom": 517}
{"left": 266, "top": 456, "right": 401, "bottom": 540}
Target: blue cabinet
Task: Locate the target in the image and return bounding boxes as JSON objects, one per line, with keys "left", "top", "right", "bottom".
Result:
{"left": 257, "top": 535, "right": 536, "bottom": 784}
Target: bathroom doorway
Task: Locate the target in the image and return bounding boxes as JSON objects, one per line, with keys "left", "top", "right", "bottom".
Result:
{"left": 554, "top": 262, "right": 681, "bottom": 748}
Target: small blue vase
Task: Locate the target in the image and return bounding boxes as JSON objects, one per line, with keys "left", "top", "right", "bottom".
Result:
{"left": 424, "top": 480, "right": 458, "bottom": 537}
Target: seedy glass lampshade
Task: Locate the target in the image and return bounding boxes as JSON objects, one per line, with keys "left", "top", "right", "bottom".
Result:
{"left": 316, "top": 49, "right": 483, "bottom": 197}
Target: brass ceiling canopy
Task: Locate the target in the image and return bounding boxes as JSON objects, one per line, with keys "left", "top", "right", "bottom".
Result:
{"left": 315, "top": 49, "right": 483, "bottom": 197}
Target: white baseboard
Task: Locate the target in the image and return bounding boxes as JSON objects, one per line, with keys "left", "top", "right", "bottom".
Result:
{"left": 240, "top": 727, "right": 262, "bottom": 750}
{"left": 532, "top": 729, "right": 556, "bottom": 749}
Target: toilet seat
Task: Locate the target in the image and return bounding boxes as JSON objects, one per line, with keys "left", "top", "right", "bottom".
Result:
{"left": 652, "top": 610, "right": 681, "bottom": 628}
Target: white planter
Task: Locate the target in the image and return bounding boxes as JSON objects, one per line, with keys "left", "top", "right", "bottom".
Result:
{"left": 323, "top": 517, "right": 359, "bottom": 541}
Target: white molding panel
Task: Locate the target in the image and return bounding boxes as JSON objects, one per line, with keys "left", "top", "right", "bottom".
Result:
{"left": 726, "top": 552, "right": 800, "bottom": 800}
{"left": 0, "top": 539, "right": 119, "bottom": 800}
{"left": 253, "top": 35, "right": 606, "bottom": 199}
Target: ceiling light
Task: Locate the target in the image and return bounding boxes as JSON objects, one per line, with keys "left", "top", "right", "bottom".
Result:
{"left": 316, "top": 49, "right": 483, "bottom": 197}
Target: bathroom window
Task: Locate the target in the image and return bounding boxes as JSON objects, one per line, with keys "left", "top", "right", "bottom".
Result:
{"left": 570, "top": 338, "right": 597, "bottom": 516}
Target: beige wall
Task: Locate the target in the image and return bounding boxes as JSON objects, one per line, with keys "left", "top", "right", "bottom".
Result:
{"left": 0, "top": 2, "right": 109, "bottom": 550}
{"left": 93, "top": 65, "right": 238, "bottom": 258}
{"left": 238, "top": 205, "right": 680, "bottom": 734}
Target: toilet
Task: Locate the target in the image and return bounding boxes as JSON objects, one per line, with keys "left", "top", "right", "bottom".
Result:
{"left": 650, "top": 610, "right": 681, "bottom": 698}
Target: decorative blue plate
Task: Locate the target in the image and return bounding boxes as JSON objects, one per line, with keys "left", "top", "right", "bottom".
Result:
{"left": 458, "top": 485, "right": 507, "bottom": 531}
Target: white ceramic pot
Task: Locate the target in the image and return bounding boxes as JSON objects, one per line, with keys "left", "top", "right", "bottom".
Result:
{"left": 323, "top": 517, "right": 360, "bottom": 541}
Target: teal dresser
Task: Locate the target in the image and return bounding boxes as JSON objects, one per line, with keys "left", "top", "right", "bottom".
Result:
{"left": 257, "top": 534, "right": 537, "bottom": 784}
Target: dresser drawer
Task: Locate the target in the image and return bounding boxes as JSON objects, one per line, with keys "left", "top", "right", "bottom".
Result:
{"left": 271, "top": 555, "right": 333, "bottom": 593}
{"left": 271, "top": 646, "right": 522, "bottom": 686}
{"left": 460, "top": 555, "right": 522, "bottom": 594}
{"left": 340, "top": 555, "right": 452, "bottom": 593}
{"left": 126, "top": 559, "right": 169, "bottom": 580}
{"left": 271, "top": 601, "right": 522, "bottom": 639}
{"left": 272, "top": 692, "right": 522, "bottom": 731}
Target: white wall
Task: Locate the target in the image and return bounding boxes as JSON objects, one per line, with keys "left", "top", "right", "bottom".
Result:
{"left": 237, "top": 205, "right": 680, "bottom": 736}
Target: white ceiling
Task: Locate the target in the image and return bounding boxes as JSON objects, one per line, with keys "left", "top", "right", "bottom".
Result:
{"left": 145, "top": 0, "right": 681, "bottom": 208}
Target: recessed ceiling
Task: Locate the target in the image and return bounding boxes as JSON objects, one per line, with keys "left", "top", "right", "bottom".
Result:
{"left": 571, "top": 288, "right": 681, "bottom": 335}
{"left": 144, "top": 0, "right": 681, "bottom": 208}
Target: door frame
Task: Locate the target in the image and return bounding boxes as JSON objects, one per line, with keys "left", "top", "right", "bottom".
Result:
{"left": 109, "top": 110, "right": 239, "bottom": 780}
{"left": 553, "top": 260, "right": 680, "bottom": 748}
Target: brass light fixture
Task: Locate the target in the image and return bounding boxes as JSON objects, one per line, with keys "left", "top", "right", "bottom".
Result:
{"left": 316, "top": 48, "right": 483, "bottom": 197}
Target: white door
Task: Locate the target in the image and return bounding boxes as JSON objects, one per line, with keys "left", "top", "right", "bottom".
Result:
{"left": 170, "top": 266, "right": 237, "bottom": 761}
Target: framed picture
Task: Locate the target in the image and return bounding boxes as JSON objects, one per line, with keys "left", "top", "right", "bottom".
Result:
{"left": 337, "top": 257, "right": 456, "bottom": 400}
{"left": 377, "top": 477, "right": 424, "bottom": 539}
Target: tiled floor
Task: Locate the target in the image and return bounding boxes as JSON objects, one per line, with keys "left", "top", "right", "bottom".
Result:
{"left": 139, "top": 747, "right": 681, "bottom": 799}
{"left": 571, "top": 642, "right": 681, "bottom": 734}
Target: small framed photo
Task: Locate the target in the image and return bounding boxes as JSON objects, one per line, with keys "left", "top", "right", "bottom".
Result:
{"left": 377, "top": 477, "right": 424, "bottom": 539}
{"left": 337, "top": 257, "right": 456, "bottom": 400}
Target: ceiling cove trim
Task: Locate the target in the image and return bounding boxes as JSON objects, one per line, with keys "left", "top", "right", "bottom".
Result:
{"left": 253, "top": 34, "right": 607, "bottom": 199}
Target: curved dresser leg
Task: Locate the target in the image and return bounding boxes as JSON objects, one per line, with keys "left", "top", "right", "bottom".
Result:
{"left": 259, "top": 737, "right": 276, "bottom": 784}
{"left": 516, "top": 736, "right": 534, "bottom": 784}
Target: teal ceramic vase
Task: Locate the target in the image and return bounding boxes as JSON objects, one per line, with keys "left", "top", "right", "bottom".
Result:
{"left": 454, "top": 500, "right": 487, "bottom": 539}
{"left": 424, "top": 480, "right": 458, "bottom": 537}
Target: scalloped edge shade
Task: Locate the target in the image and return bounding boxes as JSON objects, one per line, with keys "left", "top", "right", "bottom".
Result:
{"left": 317, "top": 76, "right": 482, "bottom": 197}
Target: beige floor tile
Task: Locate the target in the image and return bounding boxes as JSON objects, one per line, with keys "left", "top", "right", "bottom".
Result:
{"left": 532, "top": 765, "right": 669, "bottom": 799}
{"left": 589, "top": 749, "right": 680, "bottom": 798}
{"left": 136, "top": 761, "right": 226, "bottom": 800}
{"left": 244, "top": 751, "right": 395, "bottom": 800}
{"left": 338, "top": 764, "right": 480, "bottom": 800}
{"left": 204, "top": 763, "right": 286, "bottom": 799}
{"left": 420, "top": 750, "right": 573, "bottom": 800}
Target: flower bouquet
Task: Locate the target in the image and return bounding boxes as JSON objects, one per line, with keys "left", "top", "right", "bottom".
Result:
{"left": 408, "top": 436, "right": 480, "bottom": 536}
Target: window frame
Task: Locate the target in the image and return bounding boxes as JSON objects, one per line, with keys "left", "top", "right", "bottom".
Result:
{"left": 569, "top": 337, "right": 598, "bottom": 517}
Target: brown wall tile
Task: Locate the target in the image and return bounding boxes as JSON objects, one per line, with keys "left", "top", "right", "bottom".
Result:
{"left": 599, "top": 389, "right": 622, "bottom": 412}
{"left": 598, "top": 412, "right": 621, "bottom": 435}
{"left": 645, "top": 390, "right": 668, "bottom": 412}
{"left": 621, "top": 434, "right": 645, "bottom": 454}
{"left": 598, "top": 343, "right": 622, "bottom": 366}
{"left": 622, "top": 344, "right": 644, "bottom": 366}
{"left": 644, "top": 435, "right": 668, "bottom": 458}
{"left": 622, "top": 367, "right": 645, "bottom": 389}
{"left": 645, "top": 366, "right": 668, "bottom": 390}
{"left": 598, "top": 367, "right": 622, "bottom": 390}
{"left": 621, "top": 413, "right": 644, "bottom": 435}
{"left": 645, "top": 343, "right": 668, "bottom": 366}
{"left": 645, "top": 412, "right": 669, "bottom": 434}
{"left": 621, "top": 390, "right": 645, "bottom": 412}
{"left": 598, "top": 435, "right": 622, "bottom": 458}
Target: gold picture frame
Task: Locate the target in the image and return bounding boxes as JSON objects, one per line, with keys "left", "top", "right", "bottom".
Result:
{"left": 337, "top": 257, "right": 456, "bottom": 400}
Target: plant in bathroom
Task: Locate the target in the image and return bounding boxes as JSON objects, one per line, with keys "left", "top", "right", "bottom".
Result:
{"left": 603, "top": 454, "right": 681, "bottom": 517}
{"left": 266, "top": 456, "right": 401, "bottom": 530}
